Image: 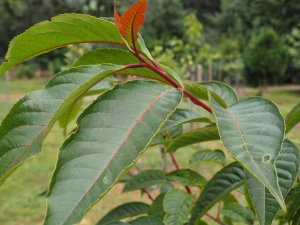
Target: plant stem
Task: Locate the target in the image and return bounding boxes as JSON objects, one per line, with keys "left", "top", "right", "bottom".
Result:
{"left": 169, "top": 152, "right": 192, "bottom": 194}
{"left": 144, "top": 188, "right": 155, "bottom": 201}
{"left": 206, "top": 213, "right": 226, "bottom": 225}
{"left": 130, "top": 50, "right": 212, "bottom": 113}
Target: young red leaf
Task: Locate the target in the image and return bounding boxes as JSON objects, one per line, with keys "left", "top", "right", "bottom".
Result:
{"left": 114, "top": 0, "right": 147, "bottom": 49}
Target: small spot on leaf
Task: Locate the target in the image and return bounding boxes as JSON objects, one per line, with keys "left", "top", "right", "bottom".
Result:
{"left": 262, "top": 154, "right": 271, "bottom": 163}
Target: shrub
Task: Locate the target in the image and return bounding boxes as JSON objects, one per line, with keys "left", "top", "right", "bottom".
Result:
{"left": 243, "top": 28, "right": 288, "bottom": 87}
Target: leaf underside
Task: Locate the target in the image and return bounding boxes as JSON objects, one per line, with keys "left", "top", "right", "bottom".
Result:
{"left": 45, "top": 80, "right": 182, "bottom": 225}
{"left": 0, "top": 63, "right": 168, "bottom": 183}
{"left": 210, "top": 95, "right": 286, "bottom": 210}
{"left": 246, "top": 139, "right": 300, "bottom": 225}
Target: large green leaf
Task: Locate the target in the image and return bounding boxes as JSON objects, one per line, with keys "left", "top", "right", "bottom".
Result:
{"left": 166, "top": 169, "right": 206, "bottom": 187}
{"left": 190, "top": 162, "right": 244, "bottom": 224}
{"left": 123, "top": 170, "right": 167, "bottom": 193}
{"left": 210, "top": 95, "right": 286, "bottom": 210}
{"left": 159, "top": 109, "right": 212, "bottom": 134}
{"left": 285, "top": 103, "right": 300, "bottom": 133}
{"left": 45, "top": 80, "right": 182, "bottom": 225}
{"left": 129, "top": 216, "right": 164, "bottom": 225}
{"left": 164, "top": 190, "right": 195, "bottom": 225}
{"left": 245, "top": 139, "right": 300, "bottom": 225}
{"left": 0, "top": 14, "right": 133, "bottom": 75}
{"left": 189, "top": 149, "right": 225, "bottom": 165}
{"left": 167, "top": 126, "right": 220, "bottom": 152}
{"left": 96, "top": 202, "right": 149, "bottom": 225}
{"left": 185, "top": 81, "right": 237, "bottom": 108}
{"left": 0, "top": 64, "right": 167, "bottom": 183}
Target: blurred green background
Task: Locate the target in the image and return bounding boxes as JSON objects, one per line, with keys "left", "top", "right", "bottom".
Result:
{"left": 0, "top": 0, "right": 299, "bottom": 224}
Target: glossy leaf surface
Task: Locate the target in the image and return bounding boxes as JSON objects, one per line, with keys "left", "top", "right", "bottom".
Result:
{"left": 0, "top": 14, "right": 129, "bottom": 75}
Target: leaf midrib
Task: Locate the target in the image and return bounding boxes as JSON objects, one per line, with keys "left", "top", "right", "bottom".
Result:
{"left": 226, "top": 109, "right": 267, "bottom": 183}
{"left": 60, "top": 88, "right": 174, "bottom": 224}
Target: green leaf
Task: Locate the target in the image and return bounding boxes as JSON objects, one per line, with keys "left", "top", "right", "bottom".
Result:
{"left": 202, "top": 81, "right": 238, "bottom": 107}
{"left": 0, "top": 14, "right": 132, "bottom": 75}
{"left": 96, "top": 202, "right": 149, "bottom": 225}
{"left": 73, "top": 48, "right": 183, "bottom": 86}
{"left": 129, "top": 216, "right": 164, "bottom": 225}
{"left": 45, "top": 80, "right": 182, "bottom": 225}
{"left": 285, "top": 103, "right": 300, "bottom": 133}
{"left": 160, "top": 65, "right": 184, "bottom": 87}
{"left": 73, "top": 48, "right": 139, "bottom": 67}
{"left": 123, "top": 170, "right": 167, "bottom": 193}
{"left": 190, "top": 162, "right": 244, "bottom": 224}
{"left": 159, "top": 109, "right": 212, "bottom": 134}
{"left": 167, "top": 126, "right": 220, "bottom": 152}
{"left": 0, "top": 64, "right": 168, "bottom": 183}
{"left": 246, "top": 139, "right": 300, "bottom": 225}
{"left": 149, "top": 194, "right": 165, "bottom": 220}
{"left": 59, "top": 98, "right": 83, "bottom": 137}
{"left": 210, "top": 95, "right": 286, "bottom": 211}
{"left": 185, "top": 81, "right": 238, "bottom": 108}
{"left": 166, "top": 169, "right": 207, "bottom": 187}
{"left": 164, "top": 190, "right": 195, "bottom": 225}
{"left": 222, "top": 203, "right": 254, "bottom": 225}
{"left": 189, "top": 149, "right": 225, "bottom": 165}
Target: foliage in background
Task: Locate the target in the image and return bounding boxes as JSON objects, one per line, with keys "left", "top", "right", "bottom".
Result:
{"left": 1, "top": 0, "right": 300, "bottom": 85}
{"left": 243, "top": 28, "right": 288, "bottom": 88}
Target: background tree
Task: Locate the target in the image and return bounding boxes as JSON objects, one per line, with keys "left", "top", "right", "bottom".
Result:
{"left": 243, "top": 28, "right": 288, "bottom": 90}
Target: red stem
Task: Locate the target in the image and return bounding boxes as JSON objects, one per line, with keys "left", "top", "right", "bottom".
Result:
{"left": 169, "top": 152, "right": 192, "bottom": 194}
{"left": 144, "top": 188, "right": 155, "bottom": 201}
{"left": 131, "top": 50, "right": 212, "bottom": 113}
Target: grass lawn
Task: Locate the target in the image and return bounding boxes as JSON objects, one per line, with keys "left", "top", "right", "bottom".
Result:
{"left": 0, "top": 80, "right": 299, "bottom": 225}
